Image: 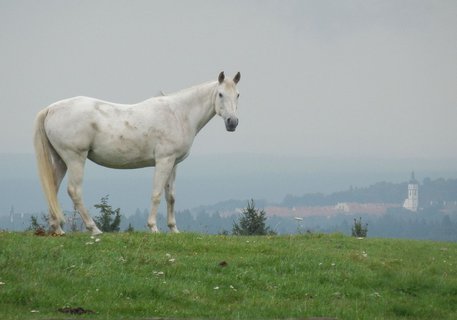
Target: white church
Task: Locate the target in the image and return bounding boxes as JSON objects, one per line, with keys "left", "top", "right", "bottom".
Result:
{"left": 403, "top": 171, "right": 419, "bottom": 212}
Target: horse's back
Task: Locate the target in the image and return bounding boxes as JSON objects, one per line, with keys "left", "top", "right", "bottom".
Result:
{"left": 46, "top": 96, "right": 130, "bottom": 118}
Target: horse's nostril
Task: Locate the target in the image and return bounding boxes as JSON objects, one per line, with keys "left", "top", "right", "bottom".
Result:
{"left": 227, "top": 118, "right": 238, "bottom": 126}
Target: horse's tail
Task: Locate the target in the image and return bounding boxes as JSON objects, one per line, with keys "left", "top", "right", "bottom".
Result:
{"left": 33, "top": 108, "right": 65, "bottom": 223}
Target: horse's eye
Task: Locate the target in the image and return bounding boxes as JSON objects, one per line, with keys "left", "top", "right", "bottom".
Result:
{"left": 219, "top": 93, "right": 223, "bottom": 98}
{"left": 237, "top": 93, "right": 240, "bottom": 98}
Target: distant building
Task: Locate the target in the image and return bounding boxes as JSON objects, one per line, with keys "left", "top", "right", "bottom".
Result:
{"left": 335, "top": 202, "right": 350, "bottom": 212}
{"left": 403, "top": 171, "right": 419, "bottom": 212}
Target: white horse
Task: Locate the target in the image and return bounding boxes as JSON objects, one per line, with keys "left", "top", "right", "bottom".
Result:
{"left": 34, "top": 71, "right": 241, "bottom": 235}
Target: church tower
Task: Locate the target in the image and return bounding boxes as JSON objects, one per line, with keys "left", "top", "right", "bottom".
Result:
{"left": 403, "top": 171, "right": 419, "bottom": 212}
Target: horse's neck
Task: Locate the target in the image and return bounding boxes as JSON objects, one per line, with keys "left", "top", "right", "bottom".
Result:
{"left": 172, "top": 82, "right": 217, "bottom": 134}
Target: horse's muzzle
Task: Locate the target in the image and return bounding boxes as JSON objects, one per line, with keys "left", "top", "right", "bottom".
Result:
{"left": 225, "top": 117, "right": 238, "bottom": 132}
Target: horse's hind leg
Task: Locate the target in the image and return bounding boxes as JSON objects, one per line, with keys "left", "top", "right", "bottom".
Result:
{"left": 66, "top": 155, "right": 102, "bottom": 235}
{"left": 165, "top": 165, "right": 179, "bottom": 233}
{"left": 50, "top": 157, "right": 67, "bottom": 234}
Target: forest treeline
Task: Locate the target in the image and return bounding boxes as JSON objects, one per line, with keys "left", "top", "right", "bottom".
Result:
{"left": 3, "top": 177, "right": 457, "bottom": 242}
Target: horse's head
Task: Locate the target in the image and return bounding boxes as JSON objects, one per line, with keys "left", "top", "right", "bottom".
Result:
{"left": 215, "top": 71, "right": 241, "bottom": 132}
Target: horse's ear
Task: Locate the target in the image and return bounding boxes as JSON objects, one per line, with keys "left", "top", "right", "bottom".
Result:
{"left": 233, "top": 72, "right": 241, "bottom": 84}
{"left": 218, "top": 71, "right": 225, "bottom": 84}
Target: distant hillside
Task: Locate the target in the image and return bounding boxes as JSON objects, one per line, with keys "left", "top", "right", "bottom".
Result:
{"left": 2, "top": 153, "right": 457, "bottom": 216}
{"left": 281, "top": 178, "right": 457, "bottom": 208}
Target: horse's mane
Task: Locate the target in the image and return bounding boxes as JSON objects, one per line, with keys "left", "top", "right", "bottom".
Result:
{"left": 167, "top": 81, "right": 216, "bottom": 97}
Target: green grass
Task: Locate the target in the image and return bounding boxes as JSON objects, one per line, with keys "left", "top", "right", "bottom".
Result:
{"left": 0, "top": 232, "right": 456, "bottom": 319}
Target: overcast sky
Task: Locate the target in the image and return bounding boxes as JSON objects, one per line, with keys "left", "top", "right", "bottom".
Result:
{"left": 1, "top": 0, "right": 456, "bottom": 159}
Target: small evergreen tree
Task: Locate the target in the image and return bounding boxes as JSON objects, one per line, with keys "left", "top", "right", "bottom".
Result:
{"left": 27, "top": 215, "right": 46, "bottom": 232}
{"left": 232, "top": 199, "right": 275, "bottom": 235}
{"left": 352, "top": 217, "right": 368, "bottom": 238}
{"left": 94, "top": 195, "right": 121, "bottom": 232}
{"left": 125, "top": 223, "right": 135, "bottom": 233}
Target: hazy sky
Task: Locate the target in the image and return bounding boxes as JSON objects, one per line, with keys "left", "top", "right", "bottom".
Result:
{"left": 1, "top": 0, "right": 456, "bottom": 158}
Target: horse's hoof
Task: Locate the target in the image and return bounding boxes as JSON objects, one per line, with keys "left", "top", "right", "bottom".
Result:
{"left": 90, "top": 227, "right": 103, "bottom": 236}
{"left": 150, "top": 226, "right": 160, "bottom": 233}
{"left": 53, "top": 227, "right": 66, "bottom": 236}
{"left": 50, "top": 223, "right": 65, "bottom": 235}
{"left": 169, "top": 226, "right": 180, "bottom": 234}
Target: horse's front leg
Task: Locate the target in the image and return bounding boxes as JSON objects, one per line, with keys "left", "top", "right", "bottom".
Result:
{"left": 148, "top": 157, "right": 175, "bottom": 233}
{"left": 165, "top": 165, "right": 179, "bottom": 233}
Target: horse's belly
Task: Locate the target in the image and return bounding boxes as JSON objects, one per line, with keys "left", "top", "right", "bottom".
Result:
{"left": 87, "top": 133, "right": 190, "bottom": 169}
{"left": 87, "top": 149, "right": 156, "bottom": 169}
{"left": 87, "top": 133, "right": 157, "bottom": 169}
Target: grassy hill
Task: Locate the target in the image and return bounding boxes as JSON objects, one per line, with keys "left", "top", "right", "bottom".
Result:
{"left": 0, "top": 232, "right": 456, "bottom": 319}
